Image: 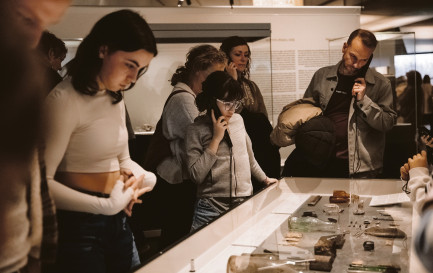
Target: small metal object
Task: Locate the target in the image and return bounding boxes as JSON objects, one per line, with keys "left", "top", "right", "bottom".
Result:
{"left": 328, "top": 217, "right": 337, "bottom": 223}
{"left": 353, "top": 209, "right": 365, "bottom": 215}
{"left": 308, "top": 195, "right": 322, "bottom": 206}
{"left": 189, "top": 259, "right": 196, "bottom": 272}
{"left": 364, "top": 220, "right": 370, "bottom": 228}
{"left": 302, "top": 211, "right": 317, "bottom": 218}
{"left": 378, "top": 210, "right": 391, "bottom": 216}
{"left": 363, "top": 241, "right": 374, "bottom": 251}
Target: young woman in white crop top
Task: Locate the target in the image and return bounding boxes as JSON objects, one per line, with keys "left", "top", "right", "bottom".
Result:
{"left": 44, "top": 10, "right": 157, "bottom": 273}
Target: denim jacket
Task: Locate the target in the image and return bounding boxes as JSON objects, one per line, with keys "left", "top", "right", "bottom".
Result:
{"left": 304, "top": 61, "right": 397, "bottom": 174}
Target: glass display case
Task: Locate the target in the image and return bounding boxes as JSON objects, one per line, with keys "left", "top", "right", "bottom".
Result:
{"left": 329, "top": 32, "right": 417, "bottom": 179}
{"left": 135, "top": 177, "right": 425, "bottom": 273}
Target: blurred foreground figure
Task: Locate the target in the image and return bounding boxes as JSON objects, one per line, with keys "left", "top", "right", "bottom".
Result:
{"left": 0, "top": 0, "right": 70, "bottom": 272}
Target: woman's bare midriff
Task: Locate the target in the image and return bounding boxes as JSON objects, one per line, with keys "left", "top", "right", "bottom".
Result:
{"left": 55, "top": 171, "right": 121, "bottom": 194}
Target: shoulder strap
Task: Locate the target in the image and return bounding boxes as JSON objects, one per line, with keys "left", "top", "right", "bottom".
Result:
{"left": 163, "top": 89, "right": 193, "bottom": 109}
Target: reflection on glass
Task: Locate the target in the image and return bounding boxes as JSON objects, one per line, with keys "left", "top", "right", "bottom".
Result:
{"left": 323, "top": 203, "right": 341, "bottom": 230}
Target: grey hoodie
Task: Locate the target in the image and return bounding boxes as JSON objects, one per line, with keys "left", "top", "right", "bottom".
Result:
{"left": 185, "top": 113, "right": 266, "bottom": 198}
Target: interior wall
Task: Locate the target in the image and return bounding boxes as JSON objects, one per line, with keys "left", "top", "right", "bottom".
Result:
{"left": 49, "top": 6, "right": 360, "bottom": 161}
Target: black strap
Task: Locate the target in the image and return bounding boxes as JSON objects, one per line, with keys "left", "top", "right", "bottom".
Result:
{"left": 163, "top": 89, "right": 193, "bottom": 109}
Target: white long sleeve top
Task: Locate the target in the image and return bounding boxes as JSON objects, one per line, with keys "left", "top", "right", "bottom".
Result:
{"left": 45, "top": 78, "right": 155, "bottom": 214}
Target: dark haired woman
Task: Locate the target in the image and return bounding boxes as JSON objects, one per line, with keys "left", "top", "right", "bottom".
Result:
{"left": 185, "top": 71, "right": 278, "bottom": 231}
{"left": 142, "top": 44, "right": 227, "bottom": 248}
{"left": 220, "top": 36, "right": 267, "bottom": 117}
{"left": 36, "top": 30, "right": 67, "bottom": 93}
{"left": 399, "top": 70, "right": 423, "bottom": 125}
{"left": 44, "top": 10, "right": 157, "bottom": 272}
{"left": 220, "top": 36, "right": 281, "bottom": 188}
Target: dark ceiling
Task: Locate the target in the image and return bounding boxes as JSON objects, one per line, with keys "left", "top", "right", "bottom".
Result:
{"left": 304, "top": 0, "right": 433, "bottom": 16}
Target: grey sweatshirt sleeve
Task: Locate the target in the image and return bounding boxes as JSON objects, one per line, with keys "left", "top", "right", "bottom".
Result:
{"left": 185, "top": 123, "right": 218, "bottom": 184}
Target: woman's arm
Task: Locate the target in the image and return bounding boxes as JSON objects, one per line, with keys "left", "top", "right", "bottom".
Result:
{"left": 245, "top": 128, "right": 267, "bottom": 183}
{"left": 118, "top": 148, "right": 156, "bottom": 190}
{"left": 185, "top": 122, "right": 218, "bottom": 184}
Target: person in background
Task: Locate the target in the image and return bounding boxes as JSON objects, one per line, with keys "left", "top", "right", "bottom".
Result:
{"left": 398, "top": 70, "right": 423, "bottom": 125}
{"left": 185, "top": 71, "right": 278, "bottom": 231}
{"left": 304, "top": 29, "right": 396, "bottom": 178}
{"left": 37, "top": 31, "right": 67, "bottom": 94}
{"left": 220, "top": 36, "right": 267, "bottom": 117}
{"left": 422, "top": 75, "right": 433, "bottom": 129}
{"left": 220, "top": 36, "right": 280, "bottom": 189}
{"left": 144, "top": 45, "right": 227, "bottom": 248}
{"left": 44, "top": 10, "right": 157, "bottom": 273}
{"left": 0, "top": 0, "right": 71, "bottom": 272}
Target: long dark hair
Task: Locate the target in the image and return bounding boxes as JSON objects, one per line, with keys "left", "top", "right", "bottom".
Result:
{"left": 67, "top": 9, "right": 157, "bottom": 104}
{"left": 170, "top": 44, "right": 227, "bottom": 86}
{"left": 220, "top": 36, "right": 251, "bottom": 79}
{"left": 196, "top": 71, "right": 244, "bottom": 113}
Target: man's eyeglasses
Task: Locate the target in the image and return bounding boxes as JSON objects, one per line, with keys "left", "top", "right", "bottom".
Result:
{"left": 216, "top": 99, "right": 242, "bottom": 111}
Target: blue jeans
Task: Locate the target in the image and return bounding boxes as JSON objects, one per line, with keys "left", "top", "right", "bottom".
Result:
{"left": 191, "top": 197, "right": 247, "bottom": 231}
{"left": 53, "top": 210, "right": 140, "bottom": 273}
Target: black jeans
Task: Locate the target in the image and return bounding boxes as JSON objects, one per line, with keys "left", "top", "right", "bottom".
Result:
{"left": 157, "top": 175, "right": 196, "bottom": 248}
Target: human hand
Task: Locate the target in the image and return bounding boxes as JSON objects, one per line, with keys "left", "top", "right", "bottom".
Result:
{"left": 123, "top": 186, "right": 153, "bottom": 217}
{"left": 100, "top": 177, "right": 135, "bottom": 215}
{"left": 408, "top": 150, "right": 428, "bottom": 169}
{"left": 352, "top": 78, "right": 366, "bottom": 101}
{"left": 121, "top": 174, "right": 151, "bottom": 216}
{"left": 400, "top": 163, "right": 409, "bottom": 181}
{"left": 263, "top": 177, "right": 278, "bottom": 186}
{"left": 226, "top": 62, "right": 238, "bottom": 80}
{"left": 120, "top": 168, "right": 133, "bottom": 180}
{"left": 421, "top": 135, "right": 433, "bottom": 148}
{"left": 211, "top": 109, "right": 228, "bottom": 143}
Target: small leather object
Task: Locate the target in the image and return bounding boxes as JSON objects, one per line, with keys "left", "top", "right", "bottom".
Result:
{"left": 329, "top": 190, "right": 359, "bottom": 203}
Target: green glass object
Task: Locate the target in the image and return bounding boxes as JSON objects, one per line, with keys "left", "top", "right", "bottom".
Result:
{"left": 288, "top": 216, "right": 336, "bottom": 232}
